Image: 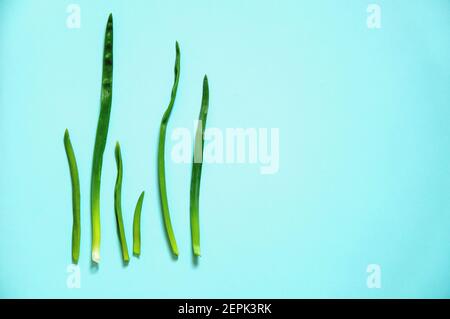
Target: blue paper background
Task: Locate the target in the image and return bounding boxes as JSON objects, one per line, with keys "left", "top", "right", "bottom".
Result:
{"left": 0, "top": 0, "right": 449, "bottom": 298}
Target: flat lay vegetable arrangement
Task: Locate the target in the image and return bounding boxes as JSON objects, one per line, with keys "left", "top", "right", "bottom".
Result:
{"left": 63, "top": 14, "right": 211, "bottom": 265}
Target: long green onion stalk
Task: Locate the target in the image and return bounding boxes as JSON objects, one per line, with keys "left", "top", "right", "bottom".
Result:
{"left": 114, "top": 142, "right": 130, "bottom": 263}
{"left": 157, "top": 42, "right": 181, "bottom": 256}
{"left": 90, "top": 14, "right": 114, "bottom": 263}
{"left": 64, "top": 129, "right": 81, "bottom": 264}
{"left": 190, "top": 75, "right": 209, "bottom": 256}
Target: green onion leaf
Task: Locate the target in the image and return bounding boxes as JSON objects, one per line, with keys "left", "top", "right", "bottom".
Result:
{"left": 190, "top": 75, "right": 209, "bottom": 257}
{"left": 64, "top": 129, "right": 81, "bottom": 264}
{"left": 90, "top": 13, "right": 114, "bottom": 263}
{"left": 157, "top": 42, "right": 181, "bottom": 256}
{"left": 114, "top": 142, "right": 130, "bottom": 263}
{"left": 133, "top": 191, "right": 145, "bottom": 257}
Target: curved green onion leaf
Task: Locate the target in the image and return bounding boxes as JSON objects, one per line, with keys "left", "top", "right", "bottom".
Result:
{"left": 64, "top": 129, "right": 81, "bottom": 264}
{"left": 157, "top": 42, "right": 180, "bottom": 256}
{"left": 190, "top": 75, "right": 209, "bottom": 257}
{"left": 133, "top": 191, "right": 145, "bottom": 257}
{"left": 114, "top": 142, "right": 130, "bottom": 263}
